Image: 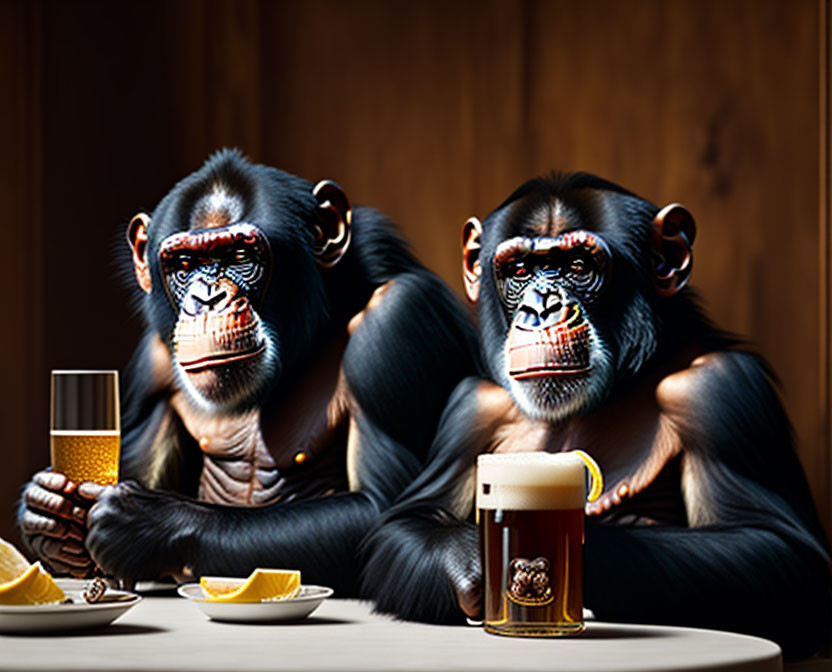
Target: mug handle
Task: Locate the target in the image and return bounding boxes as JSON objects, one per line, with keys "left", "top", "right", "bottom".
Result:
{"left": 572, "top": 450, "right": 604, "bottom": 502}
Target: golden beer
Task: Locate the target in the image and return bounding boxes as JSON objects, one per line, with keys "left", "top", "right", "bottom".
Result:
{"left": 477, "top": 452, "right": 588, "bottom": 637}
{"left": 50, "top": 370, "right": 120, "bottom": 485}
{"left": 50, "top": 431, "right": 120, "bottom": 485}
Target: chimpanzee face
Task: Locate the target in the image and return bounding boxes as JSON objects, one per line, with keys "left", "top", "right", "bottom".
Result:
{"left": 491, "top": 228, "right": 614, "bottom": 421}
{"left": 127, "top": 151, "right": 352, "bottom": 412}
{"left": 462, "top": 174, "right": 695, "bottom": 424}
{"left": 157, "top": 222, "right": 275, "bottom": 409}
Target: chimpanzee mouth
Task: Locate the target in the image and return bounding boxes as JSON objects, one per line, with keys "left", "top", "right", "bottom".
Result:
{"left": 174, "top": 305, "right": 268, "bottom": 376}
{"left": 507, "top": 323, "right": 591, "bottom": 380}
{"left": 511, "top": 363, "right": 590, "bottom": 379}
{"left": 178, "top": 342, "right": 267, "bottom": 373}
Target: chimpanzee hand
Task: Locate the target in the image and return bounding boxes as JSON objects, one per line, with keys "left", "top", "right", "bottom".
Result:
{"left": 19, "top": 471, "right": 99, "bottom": 578}
{"left": 455, "top": 580, "right": 483, "bottom": 620}
{"left": 442, "top": 526, "right": 483, "bottom": 620}
{"left": 86, "top": 480, "right": 205, "bottom": 582}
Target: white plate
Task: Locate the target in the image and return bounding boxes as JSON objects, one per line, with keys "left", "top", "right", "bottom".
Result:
{"left": 178, "top": 583, "right": 333, "bottom": 623}
{"left": 0, "top": 578, "right": 141, "bottom": 633}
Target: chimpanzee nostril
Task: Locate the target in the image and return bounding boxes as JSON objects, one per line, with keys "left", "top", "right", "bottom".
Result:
{"left": 517, "top": 305, "right": 541, "bottom": 328}
{"left": 194, "top": 291, "right": 227, "bottom": 311}
{"left": 542, "top": 293, "right": 562, "bottom": 314}
{"left": 184, "top": 287, "right": 229, "bottom": 316}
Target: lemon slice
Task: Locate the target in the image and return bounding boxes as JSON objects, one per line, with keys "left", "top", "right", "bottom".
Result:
{"left": 0, "top": 537, "right": 66, "bottom": 605}
{"left": 0, "top": 561, "right": 66, "bottom": 605}
{"left": 572, "top": 449, "right": 604, "bottom": 502}
{"left": 0, "top": 538, "right": 31, "bottom": 583}
{"left": 200, "top": 569, "right": 301, "bottom": 603}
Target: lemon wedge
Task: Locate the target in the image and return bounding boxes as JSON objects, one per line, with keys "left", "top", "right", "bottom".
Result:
{"left": 0, "top": 538, "right": 31, "bottom": 583}
{"left": 200, "top": 569, "right": 301, "bottom": 603}
{"left": 0, "top": 537, "right": 66, "bottom": 606}
{"left": 572, "top": 449, "right": 604, "bottom": 502}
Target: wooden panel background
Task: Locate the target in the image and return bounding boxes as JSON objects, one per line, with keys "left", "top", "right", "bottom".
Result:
{"left": 0, "top": 0, "right": 827, "bottom": 548}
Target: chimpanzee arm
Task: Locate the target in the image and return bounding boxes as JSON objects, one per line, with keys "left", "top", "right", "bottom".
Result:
{"left": 87, "top": 420, "right": 417, "bottom": 598}
{"left": 584, "top": 523, "right": 829, "bottom": 658}
{"left": 86, "top": 416, "right": 416, "bottom": 595}
{"left": 341, "top": 272, "right": 482, "bottom": 461}
{"left": 585, "top": 351, "right": 831, "bottom": 659}
{"left": 85, "top": 483, "right": 377, "bottom": 594}
{"left": 362, "top": 377, "right": 487, "bottom": 622}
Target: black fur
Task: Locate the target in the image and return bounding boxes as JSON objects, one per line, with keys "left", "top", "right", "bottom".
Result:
{"left": 24, "top": 150, "right": 480, "bottom": 596}
{"left": 362, "top": 174, "right": 831, "bottom": 659}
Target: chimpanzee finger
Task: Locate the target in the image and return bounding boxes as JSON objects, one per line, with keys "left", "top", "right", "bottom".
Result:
{"left": 24, "top": 482, "right": 83, "bottom": 524}
{"left": 76, "top": 482, "right": 108, "bottom": 502}
{"left": 60, "top": 539, "right": 89, "bottom": 556}
{"left": 40, "top": 555, "right": 93, "bottom": 579}
{"left": 28, "top": 536, "right": 94, "bottom": 578}
{"left": 20, "top": 509, "right": 83, "bottom": 542}
{"left": 36, "top": 538, "right": 93, "bottom": 569}
{"left": 66, "top": 565, "right": 95, "bottom": 579}
{"left": 457, "top": 585, "right": 483, "bottom": 620}
{"left": 33, "top": 470, "right": 77, "bottom": 496}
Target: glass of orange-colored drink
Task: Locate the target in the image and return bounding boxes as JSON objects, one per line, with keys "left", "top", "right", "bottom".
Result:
{"left": 50, "top": 370, "right": 120, "bottom": 486}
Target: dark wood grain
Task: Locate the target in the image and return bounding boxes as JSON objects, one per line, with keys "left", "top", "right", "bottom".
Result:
{"left": 523, "top": 0, "right": 823, "bottom": 529}
{"left": 0, "top": 0, "right": 46, "bottom": 548}
{"left": 0, "top": 0, "right": 827, "bottom": 546}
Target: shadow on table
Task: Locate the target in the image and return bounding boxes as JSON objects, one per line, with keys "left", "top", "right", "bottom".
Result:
{"left": 217, "top": 616, "right": 357, "bottom": 627}
{"left": 8, "top": 624, "right": 168, "bottom": 638}
{"left": 579, "top": 626, "right": 674, "bottom": 640}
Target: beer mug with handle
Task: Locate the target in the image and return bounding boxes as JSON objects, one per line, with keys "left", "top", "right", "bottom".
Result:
{"left": 477, "top": 450, "right": 602, "bottom": 637}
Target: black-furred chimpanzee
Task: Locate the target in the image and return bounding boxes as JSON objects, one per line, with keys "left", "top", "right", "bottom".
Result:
{"left": 362, "top": 173, "right": 831, "bottom": 658}
{"left": 18, "top": 150, "right": 479, "bottom": 595}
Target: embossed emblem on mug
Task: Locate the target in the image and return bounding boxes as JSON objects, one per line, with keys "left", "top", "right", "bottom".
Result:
{"left": 506, "top": 557, "right": 554, "bottom": 606}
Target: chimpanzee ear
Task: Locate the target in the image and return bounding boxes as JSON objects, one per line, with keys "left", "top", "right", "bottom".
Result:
{"left": 127, "top": 213, "right": 152, "bottom": 294}
{"left": 311, "top": 180, "right": 352, "bottom": 268}
{"left": 462, "top": 217, "right": 483, "bottom": 303}
{"left": 649, "top": 204, "right": 696, "bottom": 297}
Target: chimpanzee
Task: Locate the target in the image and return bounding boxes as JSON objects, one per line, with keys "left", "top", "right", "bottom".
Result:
{"left": 18, "top": 149, "right": 479, "bottom": 595}
{"left": 362, "top": 173, "right": 831, "bottom": 658}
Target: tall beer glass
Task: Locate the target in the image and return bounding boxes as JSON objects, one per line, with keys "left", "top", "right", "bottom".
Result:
{"left": 477, "top": 452, "right": 600, "bottom": 637}
{"left": 50, "top": 370, "right": 120, "bottom": 485}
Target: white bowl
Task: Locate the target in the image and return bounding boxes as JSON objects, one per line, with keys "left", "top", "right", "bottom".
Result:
{"left": 177, "top": 583, "right": 333, "bottom": 623}
{"left": 0, "top": 579, "right": 141, "bottom": 633}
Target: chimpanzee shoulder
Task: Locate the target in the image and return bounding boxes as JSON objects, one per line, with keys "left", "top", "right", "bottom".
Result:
{"left": 341, "top": 267, "right": 483, "bottom": 460}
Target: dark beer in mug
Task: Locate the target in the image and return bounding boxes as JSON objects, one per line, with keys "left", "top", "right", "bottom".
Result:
{"left": 477, "top": 452, "right": 587, "bottom": 637}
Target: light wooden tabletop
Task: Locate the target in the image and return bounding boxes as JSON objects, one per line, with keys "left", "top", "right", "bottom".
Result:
{"left": 0, "top": 596, "right": 782, "bottom": 672}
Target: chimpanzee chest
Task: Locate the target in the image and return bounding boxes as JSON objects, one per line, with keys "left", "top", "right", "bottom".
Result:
{"left": 197, "top": 423, "right": 350, "bottom": 506}
{"left": 198, "top": 440, "right": 281, "bottom": 506}
{"left": 179, "top": 332, "right": 353, "bottom": 506}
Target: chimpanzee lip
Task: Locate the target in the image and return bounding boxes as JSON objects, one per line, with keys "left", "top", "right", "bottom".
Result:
{"left": 507, "top": 332, "right": 591, "bottom": 380}
{"left": 511, "top": 364, "right": 590, "bottom": 379}
{"left": 179, "top": 342, "right": 267, "bottom": 373}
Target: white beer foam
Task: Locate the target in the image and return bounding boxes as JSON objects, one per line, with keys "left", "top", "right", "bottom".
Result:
{"left": 476, "top": 452, "right": 586, "bottom": 510}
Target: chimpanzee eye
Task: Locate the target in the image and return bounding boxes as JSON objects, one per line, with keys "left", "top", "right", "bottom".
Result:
{"left": 564, "top": 251, "right": 602, "bottom": 297}
{"left": 176, "top": 253, "right": 194, "bottom": 272}
{"left": 569, "top": 257, "right": 588, "bottom": 275}
{"left": 512, "top": 260, "right": 529, "bottom": 277}
{"left": 232, "top": 247, "right": 252, "bottom": 264}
